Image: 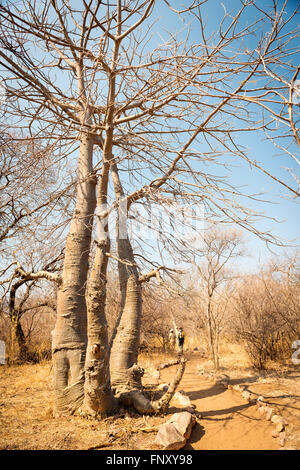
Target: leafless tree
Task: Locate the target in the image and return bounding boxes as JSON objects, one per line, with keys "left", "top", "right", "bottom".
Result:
{"left": 0, "top": 132, "right": 71, "bottom": 248}
{"left": 0, "top": 0, "right": 299, "bottom": 416}
{"left": 235, "top": 252, "right": 300, "bottom": 369}
{"left": 190, "top": 228, "right": 244, "bottom": 369}
{"left": 1, "top": 251, "right": 63, "bottom": 360}
{"left": 0, "top": 131, "right": 68, "bottom": 361}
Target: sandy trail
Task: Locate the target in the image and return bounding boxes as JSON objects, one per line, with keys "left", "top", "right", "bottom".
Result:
{"left": 159, "top": 356, "right": 299, "bottom": 450}
{"left": 0, "top": 354, "right": 299, "bottom": 450}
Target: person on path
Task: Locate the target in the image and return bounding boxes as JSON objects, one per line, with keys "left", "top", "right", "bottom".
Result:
{"left": 177, "top": 327, "right": 185, "bottom": 354}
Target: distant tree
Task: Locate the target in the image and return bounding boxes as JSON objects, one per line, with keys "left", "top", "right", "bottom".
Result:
{"left": 194, "top": 228, "right": 244, "bottom": 369}
{"left": 235, "top": 252, "right": 300, "bottom": 369}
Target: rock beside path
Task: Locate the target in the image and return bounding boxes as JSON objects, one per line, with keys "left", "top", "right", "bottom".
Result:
{"left": 154, "top": 411, "right": 196, "bottom": 450}
{"left": 173, "top": 391, "right": 192, "bottom": 407}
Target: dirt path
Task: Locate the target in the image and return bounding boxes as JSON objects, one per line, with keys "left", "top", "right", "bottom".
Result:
{"left": 0, "top": 354, "right": 299, "bottom": 450}
{"left": 159, "top": 355, "right": 300, "bottom": 450}
{"left": 161, "top": 362, "right": 277, "bottom": 450}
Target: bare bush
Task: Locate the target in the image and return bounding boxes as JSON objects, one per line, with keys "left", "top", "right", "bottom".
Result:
{"left": 234, "top": 255, "right": 300, "bottom": 369}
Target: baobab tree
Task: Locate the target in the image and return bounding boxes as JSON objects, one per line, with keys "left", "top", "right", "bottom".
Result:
{"left": 0, "top": 0, "right": 299, "bottom": 417}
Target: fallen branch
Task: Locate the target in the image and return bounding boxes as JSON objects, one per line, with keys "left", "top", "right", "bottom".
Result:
{"left": 87, "top": 440, "right": 116, "bottom": 450}
{"left": 139, "top": 426, "right": 160, "bottom": 433}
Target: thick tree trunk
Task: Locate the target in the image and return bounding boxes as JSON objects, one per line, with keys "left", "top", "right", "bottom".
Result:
{"left": 52, "top": 132, "right": 96, "bottom": 416}
{"left": 80, "top": 102, "right": 119, "bottom": 414}
{"left": 80, "top": 236, "right": 117, "bottom": 416}
{"left": 109, "top": 230, "right": 187, "bottom": 413}
{"left": 109, "top": 163, "right": 186, "bottom": 412}
{"left": 109, "top": 237, "right": 143, "bottom": 394}
{"left": 109, "top": 163, "right": 143, "bottom": 393}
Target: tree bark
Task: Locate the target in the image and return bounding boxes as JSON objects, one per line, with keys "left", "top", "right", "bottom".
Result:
{"left": 81, "top": 236, "right": 118, "bottom": 416}
{"left": 109, "top": 163, "right": 186, "bottom": 412}
{"left": 109, "top": 236, "right": 143, "bottom": 394}
{"left": 8, "top": 278, "right": 30, "bottom": 362}
{"left": 52, "top": 132, "right": 96, "bottom": 416}
{"left": 207, "top": 295, "right": 218, "bottom": 370}
{"left": 10, "top": 316, "right": 28, "bottom": 362}
{"left": 80, "top": 153, "right": 118, "bottom": 416}
{"left": 109, "top": 163, "right": 143, "bottom": 393}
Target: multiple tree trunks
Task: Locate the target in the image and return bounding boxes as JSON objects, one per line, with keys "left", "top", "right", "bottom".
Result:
{"left": 50, "top": 134, "right": 184, "bottom": 416}
{"left": 49, "top": 87, "right": 185, "bottom": 415}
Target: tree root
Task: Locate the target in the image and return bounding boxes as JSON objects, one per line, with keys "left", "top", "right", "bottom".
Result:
{"left": 157, "top": 358, "right": 181, "bottom": 370}
{"left": 118, "top": 355, "right": 186, "bottom": 414}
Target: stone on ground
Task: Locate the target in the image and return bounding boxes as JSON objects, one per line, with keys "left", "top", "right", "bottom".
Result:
{"left": 167, "top": 412, "right": 196, "bottom": 440}
{"left": 154, "top": 422, "right": 187, "bottom": 450}
{"left": 157, "top": 383, "right": 169, "bottom": 392}
{"left": 173, "top": 391, "right": 192, "bottom": 407}
{"left": 154, "top": 412, "right": 196, "bottom": 450}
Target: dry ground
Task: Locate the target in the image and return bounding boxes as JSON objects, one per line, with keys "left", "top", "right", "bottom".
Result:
{"left": 0, "top": 346, "right": 299, "bottom": 451}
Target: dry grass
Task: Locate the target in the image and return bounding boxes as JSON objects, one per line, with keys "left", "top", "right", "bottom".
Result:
{"left": 0, "top": 339, "right": 299, "bottom": 450}
{"left": 0, "top": 359, "right": 166, "bottom": 450}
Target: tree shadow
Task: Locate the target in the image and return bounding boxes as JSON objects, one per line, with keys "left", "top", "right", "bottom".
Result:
{"left": 200, "top": 402, "right": 256, "bottom": 421}
{"left": 186, "top": 376, "right": 258, "bottom": 401}
{"left": 186, "top": 383, "right": 225, "bottom": 401}
{"left": 235, "top": 384, "right": 300, "bottom": 413}
{"left": 183, "top": 401, "right": 264, "bottom": 449}
{"left": 163, "top": 405, "right": 195, "bottom": 416}
{"left": 228, "top": 376, "right": 260, "bottom": 385}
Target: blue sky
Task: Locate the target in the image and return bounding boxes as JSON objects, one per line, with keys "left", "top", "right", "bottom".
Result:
{"left": 150, "top": 0, "right": 300, "bottom": 270}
